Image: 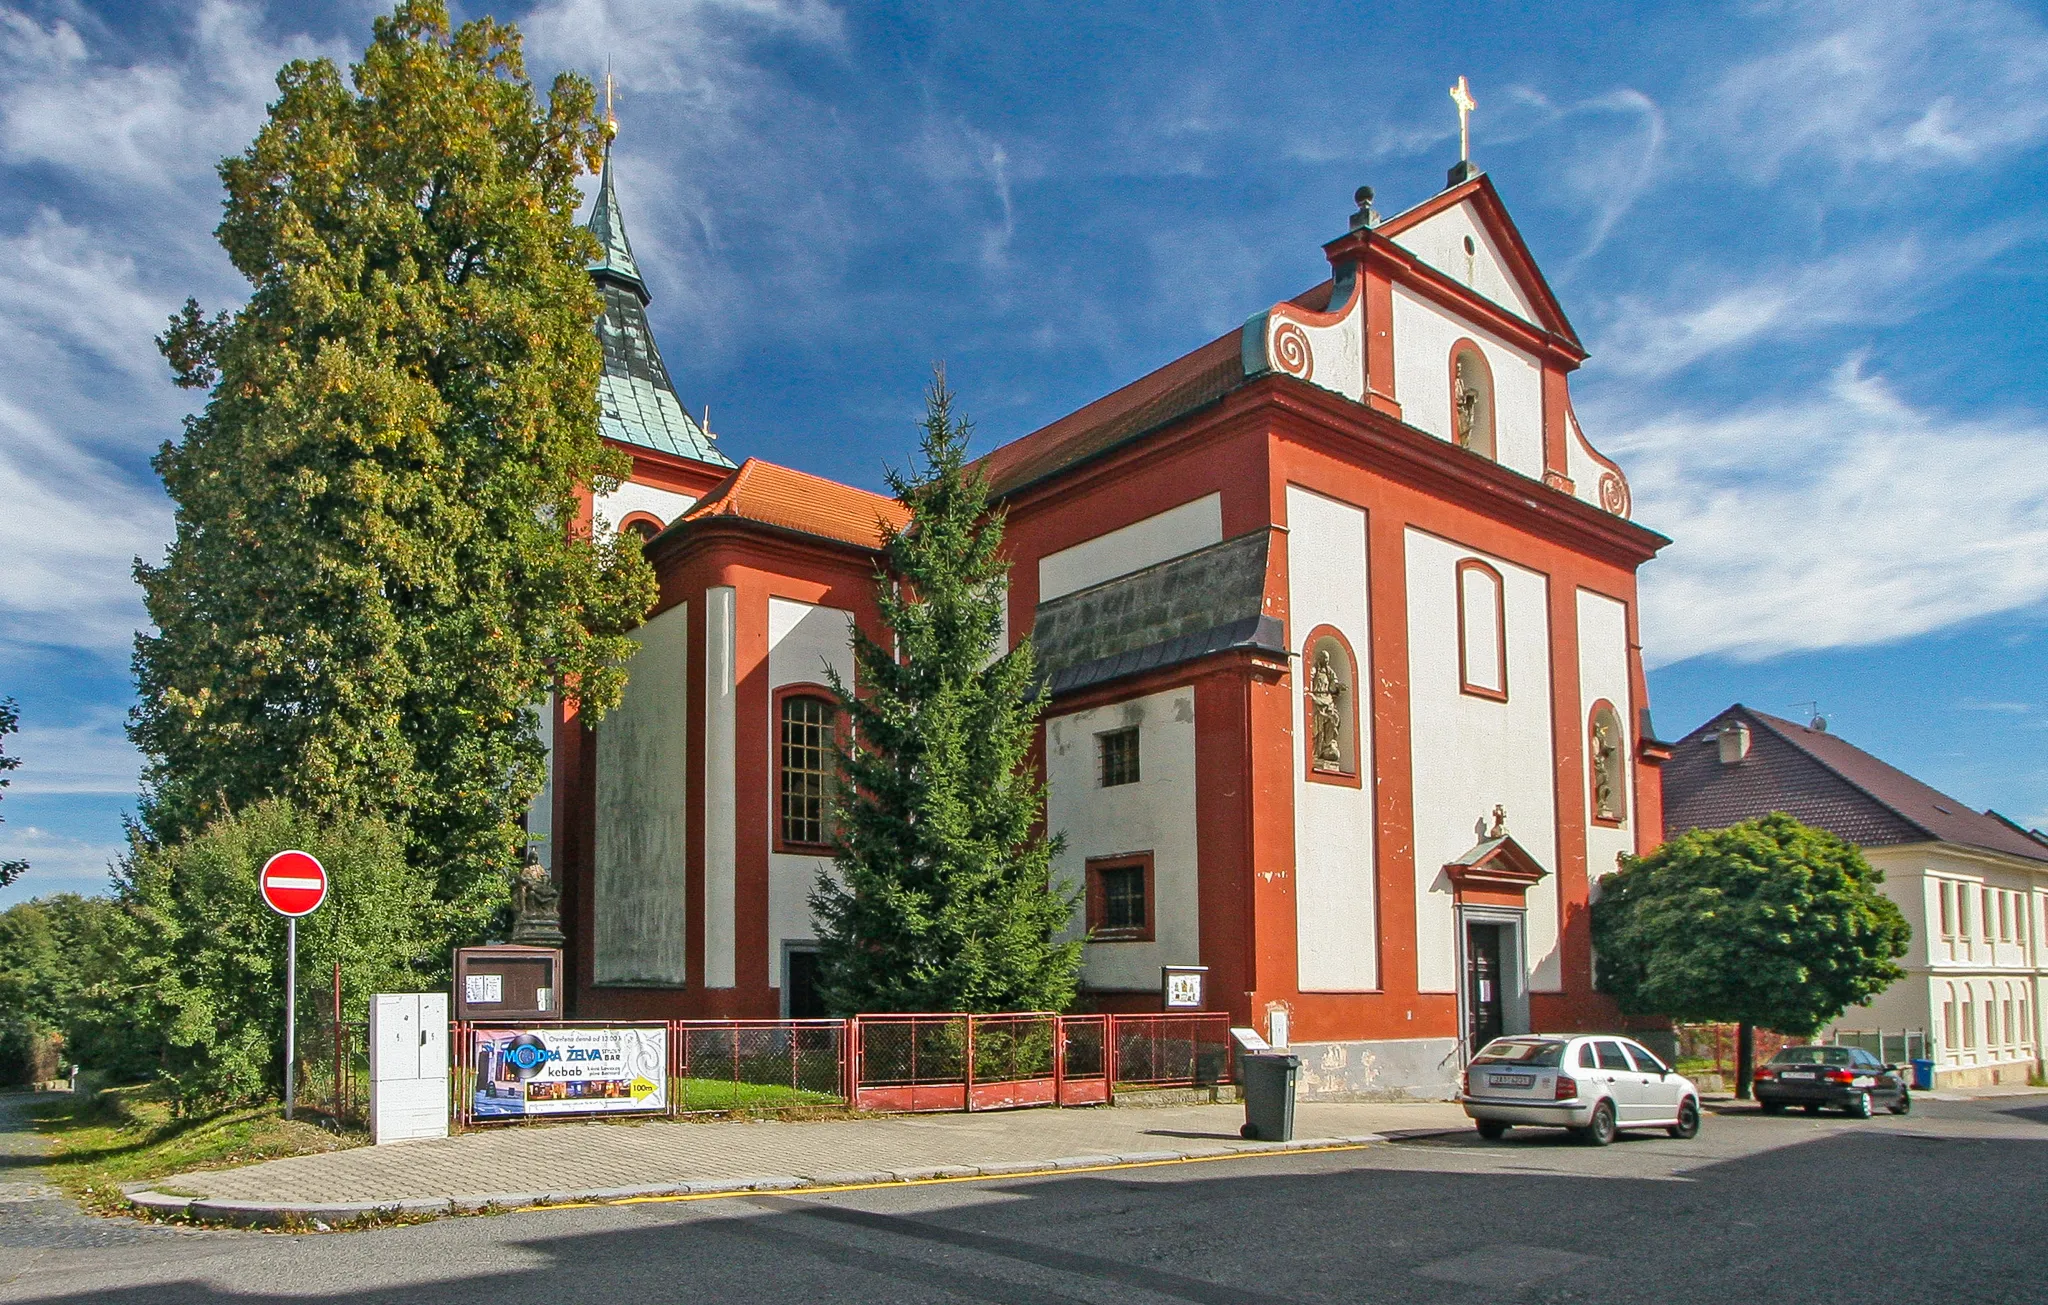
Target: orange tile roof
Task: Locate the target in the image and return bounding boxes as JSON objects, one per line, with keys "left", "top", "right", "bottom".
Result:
{"left": 681, "top": 458, "right": 909, "bottom": 551}
{"left": 973, "top": 281, "right": 1334, "bottom": 498}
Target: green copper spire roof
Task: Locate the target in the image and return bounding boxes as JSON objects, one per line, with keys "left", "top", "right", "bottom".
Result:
{"left": 586, "top": 147, "right": 646, "bottom": 297}
{"left": 584, "top": 146, "right": 732, "bottom": 467}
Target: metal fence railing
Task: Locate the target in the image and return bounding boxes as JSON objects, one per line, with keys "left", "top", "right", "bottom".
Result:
{"left": 674, "top": 1020, "right": 849, "bottom": 1114}
{"left": 444, "top": 1009, "right": 1237, "bottom": 1127}
{"left": 1109, "top": 1012, "right": 1233, "bottom": 1089}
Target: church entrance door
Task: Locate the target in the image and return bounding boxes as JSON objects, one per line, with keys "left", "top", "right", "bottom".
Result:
{"left": 1465, "top": 921, "right": 1505, "bottom": 1051}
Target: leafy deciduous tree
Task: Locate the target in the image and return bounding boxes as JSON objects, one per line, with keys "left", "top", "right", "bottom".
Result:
{"left": 810, "top": 373, "right": 1081, "bottom": 1015}
{"left": 134, "top": 0, "right": 651, "bottom": 944}
{"left": 1591, "top": 812, "right": 1911, "bottom": 1096}
{"left": 117, "top": 798, "right": 439, "bottom": 1104}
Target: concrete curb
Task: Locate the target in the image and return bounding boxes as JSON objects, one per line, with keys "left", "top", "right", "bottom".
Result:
{"left": 121, "top": 1132, "right": 1394, "bottom": 1229}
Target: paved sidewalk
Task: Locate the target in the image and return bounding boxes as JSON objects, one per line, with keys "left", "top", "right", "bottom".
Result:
{"left": 127, "top": 1100, "right": 1468, "bottom": 1225}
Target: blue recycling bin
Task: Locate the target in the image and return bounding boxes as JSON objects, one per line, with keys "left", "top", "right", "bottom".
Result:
{"left": 1911, "top": 1058, "right": 1934, "bottom": 1091}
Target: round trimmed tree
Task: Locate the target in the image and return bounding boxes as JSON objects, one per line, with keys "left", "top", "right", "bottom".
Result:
{"left": 1591, "top": 812, "right": 1911, "bottom": 1096}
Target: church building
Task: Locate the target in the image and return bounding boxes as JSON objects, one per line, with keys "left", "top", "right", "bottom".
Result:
{"left": 536, "top": 117, "right": 1670, "bottom": 1097}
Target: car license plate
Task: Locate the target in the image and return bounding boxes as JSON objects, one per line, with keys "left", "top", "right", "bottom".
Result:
{"left": 1782, "top": 1071, "right": 1815, "bottom": 1080}
{"left": 1489, "top": 1073, "right": 1535, "bottom": 1088}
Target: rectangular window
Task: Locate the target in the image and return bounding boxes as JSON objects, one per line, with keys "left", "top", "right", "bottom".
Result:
{"left": 1939, "top": 881, "right": 1955, "bottom": 938}
{"left": 1456, "top": 559, "right": 1508, "bottom": 700}
{"left": 1097, "top": 727, "right": 1140, "bottom": 787}
{"left": 1963, "top": 999, "right": 1976, "bottom": 1049}
{"left": 1943, "top": 1000, "right": 1957, "bottom": 1051}
{"left": 779, "top": 694, "right": 835, "bottom": 849}
{"left": 1983, "top": 887, "right": 1994, "bottom": 942}
{"left": 2001, "top": 890, "right": 2013, "bottom": 943}
{"left": 2005, "top": 997, "right": 2016, "bottom": 1047}
{"left": 1085, "top": 853, "right": 1154, "bottom": 941}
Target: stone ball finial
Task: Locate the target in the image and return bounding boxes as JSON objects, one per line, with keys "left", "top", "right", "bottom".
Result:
{"left": 1350, "top": 185, "right": 1380, "bottom": 231}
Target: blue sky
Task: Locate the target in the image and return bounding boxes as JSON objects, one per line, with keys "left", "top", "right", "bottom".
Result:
{"left": 2, "top": 0, "right": 2045, "bottom": 904}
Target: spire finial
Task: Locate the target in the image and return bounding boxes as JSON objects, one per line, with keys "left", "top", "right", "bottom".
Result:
{"left": 602, "top": 66, "right": 618, "bottom": 144}
{"left": 1446, "top": 77, "right": 1481, "bottom": 187}
{"left": 1450, "top": 76, "right": 1476, "bottom": 163}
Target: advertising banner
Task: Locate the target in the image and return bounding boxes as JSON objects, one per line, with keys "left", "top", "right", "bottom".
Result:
{"left": 470, "top": 1024, "right": 668, "bottom": 1119}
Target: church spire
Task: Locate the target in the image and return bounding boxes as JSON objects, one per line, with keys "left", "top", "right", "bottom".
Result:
{"left": 586, "top": 145, "right": 648, "bottom": 301}
{"left": 581, "top": 104, "right": 732, "bottom": 468}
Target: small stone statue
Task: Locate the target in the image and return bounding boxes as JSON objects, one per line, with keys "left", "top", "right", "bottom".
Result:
{"left": 1591, "top": 715, "right": 1620, "bottom": 820}
{"left": 1453, "top": 367, "right": 1480, "bottom": 449}
{"left": 1488, "top": 804, "right": 1508, "bottom": 839}
{"left": 510, "top": 850, "right": 566, "bottom": 947}
{"left": 1308, "top": 649, "right": 1346, "bottom": 772}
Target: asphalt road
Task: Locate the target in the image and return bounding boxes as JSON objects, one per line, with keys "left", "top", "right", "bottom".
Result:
{"left": 4, "top": 1092, "right": 2045, "bottom": 1304}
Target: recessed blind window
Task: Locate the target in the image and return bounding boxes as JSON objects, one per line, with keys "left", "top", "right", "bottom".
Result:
{"left": 780, "top": 695, "right": 834, "bottom": 847}
{"left": 1097, "top": 727, "right": 1140, "bottom": 787}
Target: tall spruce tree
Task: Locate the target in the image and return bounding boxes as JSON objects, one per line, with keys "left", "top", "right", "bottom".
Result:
{"left": 810, "top": 373, "right": 1081, "bottom": 1014}
{"left": 134, "top": 1, "right": 652, "bottom": 937}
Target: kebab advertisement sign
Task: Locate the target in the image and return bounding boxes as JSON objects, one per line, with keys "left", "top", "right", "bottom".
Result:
{"left": 470, "top": 1024, "right": 668, "bottom": 1118}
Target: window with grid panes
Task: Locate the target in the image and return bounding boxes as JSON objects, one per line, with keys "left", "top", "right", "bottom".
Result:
{"left": 780, "top": 695, "right": 835, "bottom": 847}
{"left": 1098, "top": 864, "right": 1146, "bottom": 933}
{"left": 1097, "top": 727, "right": 1140, "bottom": 787}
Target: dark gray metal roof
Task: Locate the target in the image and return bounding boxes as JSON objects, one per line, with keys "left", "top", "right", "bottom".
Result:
{"left": 585, "top": 150, "right": 732, "bottom": 468}
{"left": 1033, "top": 531, "right": 1281, "bottom": 696}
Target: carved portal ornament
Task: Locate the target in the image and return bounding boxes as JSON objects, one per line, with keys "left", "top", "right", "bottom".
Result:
{"left": 1308, "top": 647, "right": 1347, "bottom": 773}
{"left": 1271, "top": 320, "right": 1314, "bottom": 382}
{"left": 1597, "top": 470, "right": 1630, "bottom": 518}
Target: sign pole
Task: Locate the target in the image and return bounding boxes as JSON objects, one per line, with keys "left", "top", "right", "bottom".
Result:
{"left": 285, "top": 916, "right": 297, "bottom": 1120}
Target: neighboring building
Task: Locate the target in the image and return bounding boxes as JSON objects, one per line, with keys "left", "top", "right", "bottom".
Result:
{"left": 1663, "top": 705, "right": 2048, "bottom": 1089}
{"left": 544, "top": 132, "right": 1671, "bottom": 1097}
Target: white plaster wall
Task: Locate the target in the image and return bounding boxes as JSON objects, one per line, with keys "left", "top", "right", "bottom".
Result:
{"left": 1046, "top": 689, "right": 1200, "bottom": 991}
{"left": 1037, "top": 494, "right": 1222, "bottom": 602}
{"left": 525, "top": 694, "right": 554, "bottom": 870}
{"left": 593, "top": 480, "right": 697, "bottom": 536}
{"left": 1563, "top": 411, "right": 1619, "bottom": 514}
{"left": 766, "top": 598, "right": 855, "bottom": 988}
{"left": 704, "top": 586, "right": 738, "bottom": 989}
{"left": 1286, "top": 486, "right": 1377, "bottom": 991}
{"left": 1388, "top": 201, "right": 1540, "bottom": 324}
{"left": 1576, "top": 590, "right": 1634, "bottom": 885}
{"left": 1404, "top": 529, "right": 1559, "bottom": 992}
{"left": 1390, "top": 285, "right": 1544, "bottom": 482}
{"left": 594, "top": 604, "right": 690, "bottom": 985}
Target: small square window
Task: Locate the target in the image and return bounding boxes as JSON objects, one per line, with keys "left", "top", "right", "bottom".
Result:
{"left": 1086, "top": 854, "right": 1153, "bottom": 941}
{"left": 1097, "top": 727, "right": 1140, "bottom": 787}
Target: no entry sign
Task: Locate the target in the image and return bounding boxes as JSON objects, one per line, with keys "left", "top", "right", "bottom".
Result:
{"left": 259, "top": 850, "right": 328, "bottom": 917}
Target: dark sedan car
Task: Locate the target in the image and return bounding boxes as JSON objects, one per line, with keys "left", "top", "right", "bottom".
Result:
{"left": 1753, "top": 1045, "right": 1910, "bottom": 1117}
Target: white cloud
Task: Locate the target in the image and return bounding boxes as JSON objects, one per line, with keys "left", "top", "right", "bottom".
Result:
{"left": 1694, "top": 0, "right": 2048, "bottom": 182}
{"left": 1605, "top": 359, "right": 2048, "bottom": 665}
{"left": 4, "top": 706, "right": 140, "bottom": 796}
{"left": 0, "top": 826, "right": 124, "bottom": 906}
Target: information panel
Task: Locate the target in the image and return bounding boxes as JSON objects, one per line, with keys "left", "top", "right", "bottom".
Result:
{"left": 469, "top": 1024, "right": 668, "bottom": 1119}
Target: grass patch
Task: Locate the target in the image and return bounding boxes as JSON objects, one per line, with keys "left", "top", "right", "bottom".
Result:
{"left": 32, "top": 1083, "right": 366, "bottom": 1215}
{"left": 671, "top": 1077, "right": 841, "bottom": 1113}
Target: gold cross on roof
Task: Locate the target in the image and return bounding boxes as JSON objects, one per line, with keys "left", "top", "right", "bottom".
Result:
{"left": 1450, "top": 76, "right": 1477, "bottom": 163}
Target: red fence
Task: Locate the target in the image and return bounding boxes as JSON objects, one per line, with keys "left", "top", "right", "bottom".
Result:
{"left": 449, "top": 1011, "right": 1230, "bottom": 1126}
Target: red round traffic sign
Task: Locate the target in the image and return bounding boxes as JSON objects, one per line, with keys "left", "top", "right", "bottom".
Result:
{"left": 259, "top": 850, "right": 328, "bottom": 917}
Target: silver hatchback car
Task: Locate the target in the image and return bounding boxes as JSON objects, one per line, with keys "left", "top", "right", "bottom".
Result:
{"left": 1460, "top": 1034, "right": 1702, "bottom": 1145}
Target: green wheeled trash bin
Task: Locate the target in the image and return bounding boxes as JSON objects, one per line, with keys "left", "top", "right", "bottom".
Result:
{"left": 1239, "top": 1052, "right": 1300, "bottom": 1141}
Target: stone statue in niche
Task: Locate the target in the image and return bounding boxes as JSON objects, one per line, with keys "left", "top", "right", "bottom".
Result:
{"left": 1592, "top": 714, "right": 1621, "bottom": 821}
{"left": 1309, "top": 648, "right": 1347, "bottom": 772}
{"left": 1453, "top": 361, "right": 1480, "bottom": 450}
{"left": 510, "top": 850, "right": 566, "bottom": 947}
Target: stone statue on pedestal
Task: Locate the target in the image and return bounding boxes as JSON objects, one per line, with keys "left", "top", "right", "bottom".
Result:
{"left": 510, "top": 850, "right": 565, "bottom": 947}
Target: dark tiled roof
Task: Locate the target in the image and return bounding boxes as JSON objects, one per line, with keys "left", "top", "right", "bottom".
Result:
{"left": 1032, "top": 530, "right": 1279, "bottom": 696}
{"left": 1662, "top": 704, "right": 2048, "bottom": 865}
{"left": 585, "top": 150, "right": 732, "bottom": 468}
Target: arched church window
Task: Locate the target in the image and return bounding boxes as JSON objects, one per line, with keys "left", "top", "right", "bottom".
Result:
{"left": 1449, "top": 342, "right": 1496, "bottom": 461}
{"left": 1587, "top": 700, "right": 1626, "bottom": 826}
{"left": 1456, "top": 559, "right": 1507, "bottom": 701}
{"left": 1302, "top": 626, "right": 1359, "bottom": 782}
{"left": 778, "top": 689, "right": 837, "bottom": 851}
{"left": 621, "top": 513, "right": 662, "bottom": 544}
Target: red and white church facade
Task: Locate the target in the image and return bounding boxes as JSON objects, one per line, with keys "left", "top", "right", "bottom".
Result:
{"left": 538, "top": 145, "right": 1670, "bottom": 1096}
